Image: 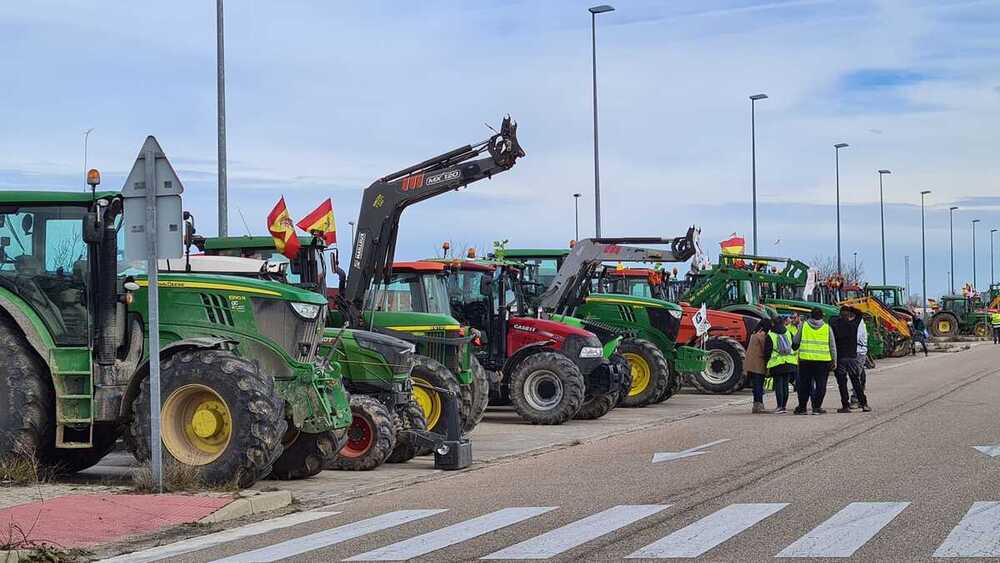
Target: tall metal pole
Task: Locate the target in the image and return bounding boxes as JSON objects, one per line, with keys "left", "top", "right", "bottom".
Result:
{"left": 83, "top": 128, "right": 95, "bottom": 191}
{"left": 950, "top": 206, "right": 958, "bottom": 293}
{"left": 588, "top": 6, "right": 615, "bottom": 237}
{"left": 217, "top": 0, "right": 229, "bottom": 236}
{"left": 853, "top": 251, "right": 857, "bottom": 276}
{"left": 972, "top": 219, "right": 981, "bottom": 289}
{"left": 921, "top": 190, "right": 930, "bottom": 315}
{"left": 834, "top": 143, "right": 848, "bottom": 274}
{"left": 749, "top": 94, "right": 767, "bottom": 254}
{"left": 573, "top": 193, "right": 581, "bottom": 241}
{"left": 991, "top": 229, "right": 997, "bottom": 286}
{"left": 142, "top": 145, "right": 163, "bottom": 493}
{"left": 878, "top": 169, "right": 891, "bottom": 284}
{"left": 904, "top": 255, "right": 910, "bottom": 301}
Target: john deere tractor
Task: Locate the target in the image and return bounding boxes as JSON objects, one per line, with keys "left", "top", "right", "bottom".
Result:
{"left": 929, "top": 295, "right": 992, "bottom": 338}
{"left": 0, "top": 187, "right": 350, "bottom": 488}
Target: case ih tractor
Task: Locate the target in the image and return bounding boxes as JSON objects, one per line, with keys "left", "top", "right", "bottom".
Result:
{"left": 421, "top": 258, "right": 626, "bottom": 424}
{"left": 0, "top": 174, "right": 351, "bottom": 487}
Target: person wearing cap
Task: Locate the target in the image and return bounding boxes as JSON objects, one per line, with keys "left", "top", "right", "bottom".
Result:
{"left": 744, "top": 318, "right": 773, "bottom": 414}
{"left": 831, "top": 306, "right": 869, "bottom": 412}
{"left": 792, "top": 307, "right": 837, "bottom": 414}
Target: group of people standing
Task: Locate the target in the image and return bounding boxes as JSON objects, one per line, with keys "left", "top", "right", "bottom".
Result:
{"left": 744, "top": 307, "right": 871, "bottom": 415}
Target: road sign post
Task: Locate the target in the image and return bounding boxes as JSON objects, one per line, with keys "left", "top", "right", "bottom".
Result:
{"left": 122, "top": 137, "right": 184, "bottom": 492}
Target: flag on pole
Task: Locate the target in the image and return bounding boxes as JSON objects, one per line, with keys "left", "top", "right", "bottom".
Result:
{"left": 297, "top": 198, "right": 337, "bottom": 245}
{"left": 720, "top": 234, "right": 745, "bottom": 255}
{"left": 693, "top": 303, "right": 712, "bottom": 337}
{"left": 267, "top": 197, "right": 301, "bottom": 258}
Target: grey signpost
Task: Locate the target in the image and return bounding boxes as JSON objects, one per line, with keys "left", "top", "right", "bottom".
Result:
{"left": 122, "top": 137, "right": 184, "bottom": 492}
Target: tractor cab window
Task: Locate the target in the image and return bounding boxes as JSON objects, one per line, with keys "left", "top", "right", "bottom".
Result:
{"left": 629, "top": 279, "right": 652, "bottom": 298}
{"left": 369, "top": 272, "right": 451, "bottom": 315}
{"left": 519, "top": 258, "right": 560, "bottom": 288}
{"left": 945, "top": 298, "right": 969, "bottom": 315}
{"left": 0, "top": 205, "right": 90, "bottom": 346}
{"left": 870, "top": 288, "right": 899, "bottom": 307}
{"left": 446, "top": 269, "right": 493, "bottom": 328}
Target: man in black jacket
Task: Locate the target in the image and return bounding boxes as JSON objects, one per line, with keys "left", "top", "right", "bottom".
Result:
{"left": 831, "top": 307, "right": 869, "bottom": 412}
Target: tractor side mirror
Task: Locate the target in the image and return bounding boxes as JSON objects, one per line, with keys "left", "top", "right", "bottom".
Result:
{"left": 0, "top": 237, "right": 7, "bottom": 263}
{"left": 329, "top": 249, "right": 340, "bottom": 271}
{"left": 82, "top": 213, "right": 102, "bottom": 243}
{"left": 182, "top": 211, "right": 196, "bottom": 246}
{"left": 480, "top": 275, "right": 493, "bottom": 297}
{"left": 20, "top": 214, "right": 32, "bottom": 235}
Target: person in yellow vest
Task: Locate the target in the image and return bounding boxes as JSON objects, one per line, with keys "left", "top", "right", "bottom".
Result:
{"left": 991, "top": 311, "right": 1000, "bottom": 344}
{"left": 763, "top": 316, "right": 797, "bottom": 413}
{"left": 791, "top": 307, "right": 837, "bottom": 415}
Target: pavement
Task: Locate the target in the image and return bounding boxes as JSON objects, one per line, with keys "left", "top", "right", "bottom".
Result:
{"left": 89, "top": 342, "right": 1000, "bottom": 562}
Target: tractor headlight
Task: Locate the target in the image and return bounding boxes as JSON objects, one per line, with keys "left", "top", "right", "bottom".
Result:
{"left": 290, "top": 302, "right": 322, "bottom": 320}
{"left": 579, "top": 346, "right": 603, "bottom": 358}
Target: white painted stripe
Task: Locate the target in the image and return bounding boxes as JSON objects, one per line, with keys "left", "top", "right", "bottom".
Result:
{"left": 97, "top": 511, "right": 338, "bottom": 563}
{"left": 934, "top": 502, "right": 1000, "bottom": 557}
{"left": 777, "top": 502, "right": 910, "bottom": 558}
{"left": 346, "top": 507, "right": 556, "bottom": 561}
{"left": 626, "top": 503, "right": 786, "bottom": 558}
{"left": 210, "top": 509, "right": 445, "bottom": 563}
{"left": 482, "top": 505, "right": 669, "bottom": 560}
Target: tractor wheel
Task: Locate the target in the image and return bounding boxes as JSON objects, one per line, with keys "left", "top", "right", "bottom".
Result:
{"left": 930, "top": 312, "right": 959, "bottom": 337}
{"left": 653, "top": 363, "right": 682, "bottom": 404}
{"left": 269, "top": 429, "right": 338, "bottom": 480}
{"left": 689, "top": 336, "right": 745, "bottom": 395}
{"left": 974, "top": 321, "right": 990, "bottom": 338}
{"left": 461, "top": 358, "right": 490, "bottom": 433}
{"left": 327, "top": 395, "right": 395, "bottom": 471}
{"left": 410, "top": 355, "right": 461, "bottom": 436}
{"left": 386, "top": 400, "right": 426, "bottom": 464}
{"left": 617, "top": 338, "right": 669, "bottom": 408}
{"left": 610, "top": 353, "right": 632, "bottom": 406}
{"left": 128, "top": 349, "right": 286, "bottom": 489}
{"left": 487, "top": 368, "right": 510, "bottom": 406}
{"left": 44, "top": 423, "right": 120, "bottom": 475}
{"left": 574, "top": 391, "right": 616, "bottom": 420}
{"left": 0, "top": 319, "right": 55, "bottom": 469}
{"left": 509, "top": 352, "right": 585, "bottom": 425}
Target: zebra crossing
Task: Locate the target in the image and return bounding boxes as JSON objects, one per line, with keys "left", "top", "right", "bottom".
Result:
{"left": 102, "top": 501, "right": 1000, "bottom": 562}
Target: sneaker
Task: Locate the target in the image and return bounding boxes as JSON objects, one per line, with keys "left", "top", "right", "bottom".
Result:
{"left": 861, "top": 405, "right": 872, "bottom": 412}
{"left": 837, "top": 407, "right": 851, "bottom": 413}
{"left": 793, "top": 407, "right": 808, "bottom": 415}
{"left": 752, "top": 402, "right": 770, "bottom": 414}
{"left": 775, "top": 407, "right": 788, "bottom": 414}
{"left": 812, "top": 408, "right": 827, "bottom": 415}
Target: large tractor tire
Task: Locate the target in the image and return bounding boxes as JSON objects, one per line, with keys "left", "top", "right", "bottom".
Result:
{"left": 128, "top": 349, "right": 286, "bottom": 489}
{"left": 930, "top": 312, "right": 960, "bottom": 337}
{"left": 973, "top": 321, "right": 990, "bottom": 338}
{"left": 386, "top": 400, "right": 426, "bottom": 464}
{"left": 617, "top": 338, "right": 669, "bottom": 408}
{"left": 574, "top": 391, "right": 616, "bottom": 420}
{"left": 327, "top": 395, "right": 396, "bottom": 471}
{"left": 689, "top": 336, "right": 745, "bottom": 395}
{"left": 610, "top": 353, "right": 633, "bottom": 406}
{"left": 653, "top": 364, "right": 681, "bottom": 404}
{"left": 269, "top": 430, "right": 339, "bottom": 480}
{"left": 410, "top": 355, "right": 462, "bottom": 436}
{"left": 461, "top": 358, "right": 490, "bottom": 433}
{"left": 509, "top": 352, "right": 585, "bottom": 425}
{"left": 0, "top": 320, "right": 54, "bottom": 468}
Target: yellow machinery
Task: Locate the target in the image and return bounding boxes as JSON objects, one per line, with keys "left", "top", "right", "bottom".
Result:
{"left": 838, "top": 296, "right": 912, "bottom": 357}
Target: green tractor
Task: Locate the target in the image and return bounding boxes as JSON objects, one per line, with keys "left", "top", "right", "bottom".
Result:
{"left": 929, "top": 295, "right": 992, "bottom": 338}
{"left": 0, "top": 186, "right": 350, "bottom": 488}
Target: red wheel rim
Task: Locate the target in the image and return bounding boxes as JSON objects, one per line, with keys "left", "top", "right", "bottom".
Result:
{"left": 339, "top": 414, "right": 374, "bottom": 458}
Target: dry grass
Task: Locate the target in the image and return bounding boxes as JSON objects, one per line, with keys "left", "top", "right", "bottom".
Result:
{"left": 0, "top": 445, "right": 47, "bottom": 488}
{"left": 0, "top": 522, "right": 91, "bottom": 562}
{"left": 130, "top": 463, "right": 242, "bottom": 494}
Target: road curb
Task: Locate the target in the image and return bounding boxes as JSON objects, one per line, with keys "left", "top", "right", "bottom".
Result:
{"left": 198, "top": 490, "right": 293, "bottom": 524}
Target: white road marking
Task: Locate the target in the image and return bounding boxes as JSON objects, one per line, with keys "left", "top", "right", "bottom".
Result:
{"left": 626, "top": 503, "right": 787, "bottom": 559}
{"left": 97, "top": 511, "right": 338, "bottom": 563}
{"left": 973, "top": 445, "right": 1000, "bottom": 458}
{"left": 346, "top": 507, "right": 556, "bottom": 561}
{"left": 652, "top": 439, "right": 730, "bottom": 464}
{"left": 776, "top": 502, "right": 910, "bottom": 558}
{"left": 481, "top": 505, "right": 669, "bottom": 560}
{"left": 934, "top": 502, "right": 1000, "bottom": 557}
{"left": 209, "top": 509, "right": 445, "bottom": 563}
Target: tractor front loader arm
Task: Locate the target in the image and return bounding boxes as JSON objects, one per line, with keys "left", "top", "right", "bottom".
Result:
{"left": 339, "top": 116, "right": 525, "bottom": 326}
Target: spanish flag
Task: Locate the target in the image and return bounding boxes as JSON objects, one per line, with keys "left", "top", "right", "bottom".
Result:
{"left": 720, "top": 234, "right": 745, "bottom": 255}
{"left": 267, "top": 197, "right": 301, "bottom": 258}
{"left": 297, "top": 198, "right": 337, "bottom": 245}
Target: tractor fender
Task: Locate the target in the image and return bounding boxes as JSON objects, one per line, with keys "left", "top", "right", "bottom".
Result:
{"left": 119, "top": 336, "right": 236, "bottom": 419}
{"left": 502, "top": 343, "right": 558, "bottom": 377}
{"left": 0, "top": 295, "right": 55, "bottom": 373}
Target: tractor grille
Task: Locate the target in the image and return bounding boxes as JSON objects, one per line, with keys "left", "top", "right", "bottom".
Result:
{"left": 647, "top": 307, "right": 681, "bottom": 342}
{"left": 416, "top": 329, "right": 463, "bottom": 374}
{"left": 251, "top": 298, "right": 325, "bottom": 363}
{"left": 200, "top": 293, "right": 235, "bottom": 326}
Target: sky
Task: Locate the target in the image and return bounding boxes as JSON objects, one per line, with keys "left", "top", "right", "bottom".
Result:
{"left": 2, "top": 0, "right": 999, "bottom": 298}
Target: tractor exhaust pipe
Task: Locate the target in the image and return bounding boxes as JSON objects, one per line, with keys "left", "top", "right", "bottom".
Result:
{"left": 96, "top": 199, "right": 122, "bottom": 366}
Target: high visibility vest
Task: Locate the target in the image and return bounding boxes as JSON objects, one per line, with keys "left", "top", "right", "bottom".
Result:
{"left": 767, "top": 332, "right": 798, "bottom": 369}
{"left": 799, "top": 322, "right": 832, "bottom": 361}
{"left": 991, "top": 312, "right": 1000, "bottom": 327}
{"left": 787, "top": 324, "right": 800, "bottom": 357}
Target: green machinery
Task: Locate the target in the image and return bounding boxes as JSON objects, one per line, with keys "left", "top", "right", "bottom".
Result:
{"left": 0, "top": 187, "right": 350, "bottom": 488}
{"left": 929, "top": 295, "right": 992, "bottom": 338}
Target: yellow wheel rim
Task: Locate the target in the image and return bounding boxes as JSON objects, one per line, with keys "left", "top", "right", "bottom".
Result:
{"left": 976, "top": 324, "right": 989, "bottom": 337}
{"left": 623, "top": 352, "right": 651, "bottom": 397}
{"left": 161, "top": 384, "right": 233, "bottom": 466}
{"left": 411, "top": 376, "right": 442, "bottom": 430}
{"left": 938, "top": 320, "right": 951, "bottom": 333}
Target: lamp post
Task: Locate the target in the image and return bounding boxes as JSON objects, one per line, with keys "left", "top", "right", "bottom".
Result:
{"left": 877, "top": 169, "right": 891, "bottom": 284}
{"left": 853, "top": 251, "right": 858, "bottom": 278}
{"left": 834, "top": 143, "right": 849, "bottom": 274}
{"left": 973, "top": 219, "right": 981, "bottom": 289}
{"left": 991, "top": 228, "right": 997, "bottom": 286}
{"left": 217, "top": 0, "right": 229, "bottom": 236}
{"left": 573, "top": 193, "right": 582, "bottom": 241}
{"left": 921, "top": 190, "right": 931, "bottom": 313}
{"left": 348, "top": 221, "right": 355, "bottom": 252}
{"left": 949, "top": 206, "right": 958, "bottom": 293}
{"left": 589, "top": 4, "right": 614, "bottom": 238}
{"left": 749, "top": 93, "right": 768, "bottom": 254}
{"left": 83, "top": 128, "right": 95, "bottom": 192}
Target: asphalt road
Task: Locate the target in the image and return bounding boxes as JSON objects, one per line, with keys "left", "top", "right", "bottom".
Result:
{"left": 102, "top": 344, "right": 1000, "bottom": 562}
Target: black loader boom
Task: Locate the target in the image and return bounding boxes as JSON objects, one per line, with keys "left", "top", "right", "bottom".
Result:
{"left": 538, "top": 228, "right": 700, "bottom": 316}
{"left": 340, "top": 116, "right": 525, "bottom": 326}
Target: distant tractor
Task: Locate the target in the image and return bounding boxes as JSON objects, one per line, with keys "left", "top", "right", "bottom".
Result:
{"left": 929, "top": 295, "right": 992, "bottom": 338}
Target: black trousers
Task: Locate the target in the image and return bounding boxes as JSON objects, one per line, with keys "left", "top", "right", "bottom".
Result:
{"left": 993, "top": 327, "right": 1000, "bottom": 344}
{"left": 796, "top": 360, "right": 831, "bottom": 410}
{"left": 750, "top": 372, "right": 765, "bottom": 403}
{"left": 772, "top": 372, "right": 791, "bottom": 409}
{"left": 835, "top": 357, "right": 867, "bottom": 408}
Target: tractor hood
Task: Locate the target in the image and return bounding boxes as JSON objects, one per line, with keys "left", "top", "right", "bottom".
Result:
{"left": 134, "top": 273, "right": 327, "bottom": 304}
{"left": 513, "top": 316, "right": 595, "bottom": 339}
{"left": 585, "top": 293, "right": 683, "bottom": 314}
{"left": 366, "top": 311, "right": 462, "bottom": 332}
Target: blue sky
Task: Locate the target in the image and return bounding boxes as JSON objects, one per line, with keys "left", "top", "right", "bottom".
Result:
{"left": 2, "top": 0, "right": 999, "bottom": 298}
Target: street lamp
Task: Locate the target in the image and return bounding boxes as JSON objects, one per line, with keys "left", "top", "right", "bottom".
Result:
{"left": 949, "top": 206, "right": 958, "bottom": 293}
{"left": 991, "top": 228, "right": 997, "bottom": 286}
{"left": 834, "top": 143, "right": 849, "bottom": 274}
{"left": 589, "top": 4, "right": 614, "bottom": 238}
{"left": 877, "top": 169, "right": 891, "bottom": 284}
{"left": 749, "top": 93, "right": 768, "bottom": 254}
{"left": 853, "top": 251, "right": 858, "bottom": 278}
{"left": 217, "top": 0, "right": 229, "bottom": 236}
{"left": 573, "top": 193, "right": 582, "bottom": 241}
{"left": 348, "top": 221, "right": 356, "bottom": 252}
{"left": 83, "top": 128, "right": 95, "bottom": 192}
{"left": 972, "top": 219, "right": 981, "bottom": 289}
{"left": 920, "top": 190, "right": 931, "bottom": 314}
